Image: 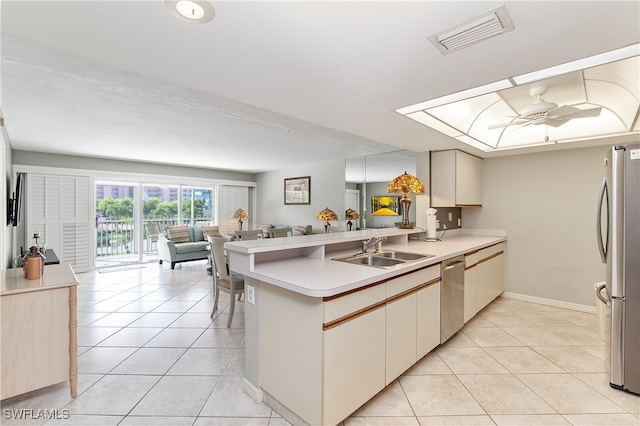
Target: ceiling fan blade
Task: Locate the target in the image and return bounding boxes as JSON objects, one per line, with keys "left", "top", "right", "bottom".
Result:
{"left": 565, "top": 106, "right": 602, "bottom": 119}
{"left": 549, "top": 105, "right": 602, "bottom": 120}
{"left": 509, "top": 121, "right": 532, "bottom": 132}
{"left": 546, "top": 106, "right": 602, "bottom": 127}
{"left": 488, "top": 120, "right": 528, "bottom": 130}
{"left": 546, "top": 118, "right": 567, "bottom": 127}
{"left": 548, "top": 105, "right": 580, "bottom": 118}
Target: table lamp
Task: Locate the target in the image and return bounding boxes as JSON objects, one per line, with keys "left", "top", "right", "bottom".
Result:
{"left": 316, "top": 207, "right": 338, "bottom": 233}
{"left": 387, "top": 171, "right": 425, "bottom": 229}
{"left": 345, "top": 208, "right": 360, "bottom": 231}
{"left": 232, "top": 208, "right": 249, "bottom": 231}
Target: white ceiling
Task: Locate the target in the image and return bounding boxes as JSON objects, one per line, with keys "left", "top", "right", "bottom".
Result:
{"left": 2, "top": 1, "right": 639, "bottom": 174}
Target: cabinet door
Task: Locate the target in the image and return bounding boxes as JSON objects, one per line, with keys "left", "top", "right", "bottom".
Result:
{"left": 455, "top": 151, "right": 483, "bottom": 206}
{"left": 417, "top": 281, "right": 441, "bottom": 359}
{"left": 486, "top": 253, "right": 505, "bottom": 302}
{"left": 464, "top": 264, "right": 479, "bottom": 323}
{"left": 386, "top": 292, "right": 417, "bottom": 384}
{"left": 431, "top": 150, "right": 483, "bottom": 207}
{"left": 476, "top": 260, "right": 490, "bottom": 309}
{"left": 323, "top": 306, "right": 385, "bottom": 426}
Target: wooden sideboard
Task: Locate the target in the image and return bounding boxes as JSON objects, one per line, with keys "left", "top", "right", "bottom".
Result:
{"left": 1, "top": 263, "right": 79, "bottom": 400}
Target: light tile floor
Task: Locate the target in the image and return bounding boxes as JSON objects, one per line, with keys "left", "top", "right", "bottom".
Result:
{"left": 2, "top": 261, "right": 639, "bottom": 425}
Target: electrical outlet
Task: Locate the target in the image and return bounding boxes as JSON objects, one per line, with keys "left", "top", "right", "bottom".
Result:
{"left": 448, "top": 212, "right": 453, "bottom": 221}
{"left": 247, "top": 285, "right": 255, "bottom": 305}
{"left": 458, "top": 218, "right": 461, "bottom": 226}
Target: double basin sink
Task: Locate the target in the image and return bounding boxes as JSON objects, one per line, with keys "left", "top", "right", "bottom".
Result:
{"left": 334, "top": 250, "right": 435, "bottom": 269}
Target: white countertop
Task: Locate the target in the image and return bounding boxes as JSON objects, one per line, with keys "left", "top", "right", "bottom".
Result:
{"left": 226, "top": 229, "right": 506, "bottom": 298}
{"left": 1, "top": 263, "right": 79, "bottom": 295}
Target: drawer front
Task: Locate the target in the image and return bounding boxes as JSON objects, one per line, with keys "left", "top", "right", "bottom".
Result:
{"left": 466, "top": 242, "right": 504, "bottom": 267}
{"left": 386, "top": 264, "right": 439, "bottom": 298}
{"left": 480, "top": 242, "right": 504, "bottom": 260}
{"left": 324, "top": 283, "right": 385, "bottom": 323}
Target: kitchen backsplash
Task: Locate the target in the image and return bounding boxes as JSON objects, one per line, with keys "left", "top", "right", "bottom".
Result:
{"left": 435, "top": 207, "right": 462, "bottom": 230}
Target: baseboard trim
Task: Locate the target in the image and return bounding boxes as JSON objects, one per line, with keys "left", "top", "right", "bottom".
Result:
{"left": 263, "top": 390, "right": 310, "bottom": 426}
{"left": 242, "top": 378, "right": 263, "bottom": 403}
{"left": 501, "top": 292, "right": 596, "bottom": 314}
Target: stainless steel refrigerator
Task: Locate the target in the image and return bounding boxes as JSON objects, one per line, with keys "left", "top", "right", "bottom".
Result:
{"left": 596, "top": 143, "right": 639, "bottom": 395}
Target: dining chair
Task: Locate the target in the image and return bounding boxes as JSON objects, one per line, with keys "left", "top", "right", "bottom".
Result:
{"left": 207, "top": 236, "right": 244, "bottom": 327}
{"left": 234, "top": 230, "right": 263, "bottom": 240}
{"left": 144, "top": 222, "right": 160, "bottom": 242}
{"left": 268, "top": 227, "right": 292, "bottom": 238}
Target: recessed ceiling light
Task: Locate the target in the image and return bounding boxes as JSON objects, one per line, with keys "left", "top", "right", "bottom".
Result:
{"left": 177, "top": 1, "right": 204, "bottom": 19}
{"left": 164, "top": 0, "right": 215, "bottom": 24}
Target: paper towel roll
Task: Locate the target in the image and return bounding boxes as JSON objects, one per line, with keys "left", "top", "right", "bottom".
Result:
{"left": 426, "top": 215, "right": 437, "bottom": 239}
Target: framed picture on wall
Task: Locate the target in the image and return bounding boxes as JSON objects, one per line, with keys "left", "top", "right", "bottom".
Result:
{"left": 371, "top": 196, "right": 401, "bottom": 215}
{"left": 284, "top": 176, "right": 311, "bottom": 205}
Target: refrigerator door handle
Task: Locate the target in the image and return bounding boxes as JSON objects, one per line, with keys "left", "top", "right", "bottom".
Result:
{"left": 595, "top": 282, "right": 609, "bottom": 305}
{"left": 596, "top": 178, "right": 609, "bottom": 263}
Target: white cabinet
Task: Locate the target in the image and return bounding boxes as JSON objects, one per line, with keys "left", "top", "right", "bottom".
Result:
{"left": 431, "top": 150, "right": 483, "bottom": 207}
{"left": 324, "top": 305, "right": 386, "bottom": 426}
{"left": 464, "top": 243, "right": 505, "bottom": 322}
{"left": 386, "top": 265, "right": 440, "bottom": 382}
{"left": 486, "top": 251, "right": 505, "bottom": 302}
{"left": 464, "top": 262, "right": 481, "bottom": 323}
{"left": 386, "top": 292, "right": 417, "bottom": 384}
{"left": 259, "top": 262, "right": 442, "bottom": 425}
{"left": 417, "top": 280, "right": 441, "bottom": 359}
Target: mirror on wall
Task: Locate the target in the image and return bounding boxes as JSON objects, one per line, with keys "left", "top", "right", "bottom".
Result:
{"left": 345, "top": 150, "right": 416, "bottom": 230}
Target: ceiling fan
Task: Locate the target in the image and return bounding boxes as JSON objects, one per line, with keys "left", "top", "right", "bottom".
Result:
{"left": 489, "top": 86, "right": 602, "bottom": 130}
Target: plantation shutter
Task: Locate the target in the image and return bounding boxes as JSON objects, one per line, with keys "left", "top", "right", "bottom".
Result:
{"left": 217, "top": 185, "right": 249, "bottom": 235}
{"left": 27, "top": 174, "right": 92, "bottom": 272}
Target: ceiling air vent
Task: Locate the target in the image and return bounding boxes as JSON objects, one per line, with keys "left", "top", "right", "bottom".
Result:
{"left": 429, "top": 6, "right": 514, "bottom": 55}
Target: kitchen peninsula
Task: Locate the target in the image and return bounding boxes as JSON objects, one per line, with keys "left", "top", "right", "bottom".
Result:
{"left": 226, "top": 228, "right": 506, "bottom": 426}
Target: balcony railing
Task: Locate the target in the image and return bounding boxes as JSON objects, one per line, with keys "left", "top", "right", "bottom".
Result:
{"left": 96, "top": 219, "right": 212, "bottom": 257}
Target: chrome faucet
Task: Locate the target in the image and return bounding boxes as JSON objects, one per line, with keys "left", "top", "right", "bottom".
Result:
{"left": 362, "top": 237, "right": 385, "bottom": 254}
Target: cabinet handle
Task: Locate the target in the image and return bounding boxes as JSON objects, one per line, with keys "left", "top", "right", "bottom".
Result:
{"left": 443, "top": 260, "right": 465, "bottom": 271}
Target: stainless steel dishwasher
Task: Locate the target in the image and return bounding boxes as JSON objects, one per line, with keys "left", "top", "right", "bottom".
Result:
{"left": 441, "top": 255, "right": 465, "bottom": 343}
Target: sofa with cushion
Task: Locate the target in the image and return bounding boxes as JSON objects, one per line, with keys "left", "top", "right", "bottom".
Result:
{"left": 158, "top": 225, "right": 223, "bottom": 269}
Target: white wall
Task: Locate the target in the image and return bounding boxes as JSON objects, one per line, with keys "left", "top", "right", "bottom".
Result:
{"left": 1, "top": 127, "right": 13, "bottom": 269}
{"left": 256, "top": 159, "right": 345, "bottom": 233}
{"left": 463, "top": 145, "right": 609, "bottom": 307}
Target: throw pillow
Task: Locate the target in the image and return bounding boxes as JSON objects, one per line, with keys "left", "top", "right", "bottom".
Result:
{"left": 166, "top": 226, "right": 189, "bottom": 243}
{"left": 202, "top": 226, "right": 221, "bottom": 239}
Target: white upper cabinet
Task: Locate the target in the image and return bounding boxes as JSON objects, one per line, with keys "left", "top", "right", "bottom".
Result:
{"left": 431, "top": 150, "right": 483, "bottom": 207}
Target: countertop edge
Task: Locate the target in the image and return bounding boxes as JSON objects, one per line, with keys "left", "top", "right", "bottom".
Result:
{"left": 233, "top": 234, "right": 506, "bottom": 298}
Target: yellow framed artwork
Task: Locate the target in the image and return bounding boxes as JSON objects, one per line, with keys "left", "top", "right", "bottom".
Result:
{"left": 371, "top": 196, "right": 400, "bottom": 216}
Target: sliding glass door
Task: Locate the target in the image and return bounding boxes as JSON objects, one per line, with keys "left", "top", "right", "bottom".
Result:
{"left": 95, "top": 181, "right": 246, "bottom": 268}
{"left": 181, "top": 187, "right": 214, "bottom": 226}
{"left": 95, "top": 182, "right": 137, "bottom": 267}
